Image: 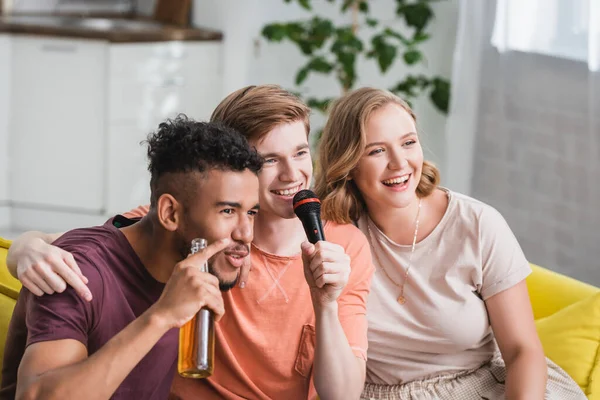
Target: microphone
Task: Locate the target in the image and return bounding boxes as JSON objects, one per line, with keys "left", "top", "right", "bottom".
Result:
{"left": 293, "top": 189, "right": 325, "bottom": 244}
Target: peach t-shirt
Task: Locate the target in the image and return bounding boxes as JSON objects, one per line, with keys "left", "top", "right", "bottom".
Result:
{"left": 356, "top": 189, "right": 531, "bottom": 385}
{"left": 124, "top": 206, "right": 374, "bottom": 399}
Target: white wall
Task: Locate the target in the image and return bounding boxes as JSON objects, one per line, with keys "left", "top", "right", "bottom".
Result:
{"left": 191, "top": 0, "right": 459, "bottom": 174}
{"left": 0, "top": 35, "right": 11, "bottom": 229}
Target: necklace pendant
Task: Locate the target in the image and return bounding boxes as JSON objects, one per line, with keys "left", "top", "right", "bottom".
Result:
{"left": 397, "top": 295, "right": 406, "bottom": 305}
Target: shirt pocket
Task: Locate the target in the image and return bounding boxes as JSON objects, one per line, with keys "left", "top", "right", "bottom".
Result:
{"left": 294, "top": 323, "right": 316, "bottom": 378}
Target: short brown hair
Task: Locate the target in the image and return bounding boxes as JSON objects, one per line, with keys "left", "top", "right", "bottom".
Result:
{"left": 315, "top": 87, "right": 440, "bottom": 224}
{"left": 210, "top": 85, "right": 311, "bottom": 142}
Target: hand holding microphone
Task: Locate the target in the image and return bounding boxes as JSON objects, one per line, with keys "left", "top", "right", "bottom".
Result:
{"left": 293, "top": 190, "right": 351, "bottom": 306}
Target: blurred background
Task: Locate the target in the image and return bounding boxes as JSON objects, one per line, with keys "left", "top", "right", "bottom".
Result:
{"left": 0, "top": 0, "right": 598, "bottom": 286}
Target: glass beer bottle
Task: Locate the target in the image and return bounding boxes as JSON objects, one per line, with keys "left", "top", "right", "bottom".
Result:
{"left": 177, "top": 238, "right": 215, "bottom": 378}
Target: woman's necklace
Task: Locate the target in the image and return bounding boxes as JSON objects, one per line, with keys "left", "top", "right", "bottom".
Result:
{"left": 366, "top": 198, "right": 421, "bottom": 305}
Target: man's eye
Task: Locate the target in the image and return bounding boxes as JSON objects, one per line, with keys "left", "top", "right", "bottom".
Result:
{"left": 221, "top": 209, "right": 234, "bottom": 214}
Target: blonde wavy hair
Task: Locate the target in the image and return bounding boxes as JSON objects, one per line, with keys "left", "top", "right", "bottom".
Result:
{"left": 315, "top": 87, "right": 440, "bottom": 224}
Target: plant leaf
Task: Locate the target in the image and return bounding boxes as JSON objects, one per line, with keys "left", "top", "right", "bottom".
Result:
{"left": 308, "top": 56, "right": 334, "bottom": 73}
{"left": 298, "top": 0, "right": 311, "bottom": 10}
{"left": 296, "top": 67, "right": 310, "bottom": 85}
{"left": 403, "top": 49, "right": 422, "bottom": 65}
{"left": 430, "top": 77, "right": 450, "bottom": 113}
{"left": 371, "top": 35, "right": 397, "bottom": 72}
{"left": 412, "top": 31, "right": 430, "bottom": 43}
{"left": 341, "top": 0, "right": 355, "bottom": 12}
{"left": 366, "top": 18, "right": 378, "bottom": 27}
{"left": 400, "top": 3, "right": 434, "bottom": 33}
{"left": 261, "top": 24, "right": 287, "bottom": 42}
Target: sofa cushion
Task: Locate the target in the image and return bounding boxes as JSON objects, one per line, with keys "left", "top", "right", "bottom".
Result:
{"left": 535, "top": 291, "right": 600, "bottom": 398}
{"left": 0, "top": 238, "right": 21, "bottom": 299}
{"left": 0, "top": 292, "right": 17, "bottom": 383}
{"left": 527, "top": 263, "right": 600, "bottom": 320}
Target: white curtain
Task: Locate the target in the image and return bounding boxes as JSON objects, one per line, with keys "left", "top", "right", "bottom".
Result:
{"left": 445, "top": 0, "right": 600, "bottom": 285}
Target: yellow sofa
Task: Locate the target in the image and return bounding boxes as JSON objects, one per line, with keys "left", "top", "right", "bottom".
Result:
{"left": 0, "top": 238, "right": 599, "bottom": 397}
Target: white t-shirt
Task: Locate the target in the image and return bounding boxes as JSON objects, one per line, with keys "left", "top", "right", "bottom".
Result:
{"left": 357, "top": 189, "right": 531, "bottom": 384}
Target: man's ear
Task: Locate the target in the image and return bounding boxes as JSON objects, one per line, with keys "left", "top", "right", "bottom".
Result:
{"left": 156, "top": 194, "right": 181, "bottom": 232}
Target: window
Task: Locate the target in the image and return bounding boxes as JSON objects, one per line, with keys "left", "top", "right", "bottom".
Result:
{"left": 492, "top": 0, "right": 600, "bottom": 71}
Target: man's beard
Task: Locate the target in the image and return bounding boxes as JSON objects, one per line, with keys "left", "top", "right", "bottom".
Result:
{"left": 209, "top": 262, "right": 239, "bottom": 292}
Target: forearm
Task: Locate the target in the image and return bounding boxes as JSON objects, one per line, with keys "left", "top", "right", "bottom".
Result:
{"left": 7, "top": 231, "right": 63, "bottom": 277}
{"left": 313, "top": 303, "right": 365, "bottom": 400}
{"left": 504, "top": 348, "right": 547, "bottom": 400}
{"left": 17, "top": 308, "right": 169, "bottom": 400}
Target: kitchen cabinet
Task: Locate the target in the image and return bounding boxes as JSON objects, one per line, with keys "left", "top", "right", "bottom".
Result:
{"left": 105, "top": 41, "right": 222, "bottom": 215}
{"left": 10, "top": 36, "right": 107, "bottom": 211}
{"left": 6, "top": 35, "right": 223, "bottom": 230}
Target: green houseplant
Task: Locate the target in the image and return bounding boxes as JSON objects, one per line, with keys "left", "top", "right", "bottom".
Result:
{"left": 261, "top": 0, "right": 451, "bottom": 127}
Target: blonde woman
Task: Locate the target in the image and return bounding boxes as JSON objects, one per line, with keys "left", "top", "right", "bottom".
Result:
{"left": 314, "top": 87, "right": 584, "bottom": 399}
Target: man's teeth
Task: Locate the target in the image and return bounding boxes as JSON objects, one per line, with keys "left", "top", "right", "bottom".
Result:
{"left": 273, "top": 186, "right": 300, "bottom": 196}
{"left": 383, "top": 175, "right": 409, "bottom": 185}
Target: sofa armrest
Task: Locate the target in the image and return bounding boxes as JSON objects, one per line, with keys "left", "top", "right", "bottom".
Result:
{"left": 526, "top": 263, "right": 600, "bottom": 320}
{"left": 0, "top": 238, "right": 21, "bottom": 300}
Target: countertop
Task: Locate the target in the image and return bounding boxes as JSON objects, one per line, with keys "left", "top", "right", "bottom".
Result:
{"left": 0, "top": 14, "right": 223, "bottom": 43}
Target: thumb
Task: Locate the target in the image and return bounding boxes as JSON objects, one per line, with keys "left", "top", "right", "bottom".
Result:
{"left": 300, "top": 241, "right": 316, "bottom": 262}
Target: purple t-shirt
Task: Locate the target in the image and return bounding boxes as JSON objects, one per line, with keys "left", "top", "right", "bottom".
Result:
{"left": 0, "top": 216, "right": 178, "bottom": 400}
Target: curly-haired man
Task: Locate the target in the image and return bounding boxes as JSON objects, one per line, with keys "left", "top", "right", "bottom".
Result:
{"left": 0, "top": 117, "right": 262, "bottom": 400}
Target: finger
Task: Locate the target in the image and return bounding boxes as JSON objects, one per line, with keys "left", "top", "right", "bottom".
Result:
{"left": 311, "top": 245, "right": 347, "bottom": 263}
{"left": 238, "top": 255, "right": 252, "bottom": 289}
{"left": 40, "top": 266, "right": 68, "bottom": 293}
{"left": 201, "top": 291, "right": 225, "bottom": 321}
{"left": 316, "top": 272, "right": 346, "bottom": 289}
{"left": 63, "top": 253, "right": 89, "bottom": 285}
{"left": 311, "top": 262, "right": 343, "bottom": 287}
{"left": 300, "top": 241, "right": 316, "bottom": 265}
{"left": 20, "top": 276, "right": 44, "bottom": 297}
{"left": 28, "top": 272, "right": 55, "bottom": 295}
{"left": 187, "top": 238, "right": 231, "bottom": 264}
{"left": 185, "top": 268, "right": 220, "bottom": 290}
{"left": 55, "top": 262, "right": 93, "bottom": 301}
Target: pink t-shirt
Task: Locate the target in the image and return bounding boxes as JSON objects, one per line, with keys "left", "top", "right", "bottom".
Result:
{"left": 171, "top": 221, "right": 374, "bottom": 400}
{"left": 358, "top": 189, "right": 531, "bottom": 384}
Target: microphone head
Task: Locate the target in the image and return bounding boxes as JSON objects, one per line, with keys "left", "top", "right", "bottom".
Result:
{"left": 293, "top": 189, "right": 321, "bottom": 217}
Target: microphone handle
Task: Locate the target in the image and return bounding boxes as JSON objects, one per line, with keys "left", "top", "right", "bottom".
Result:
{"left": 300, "top": 213, "right": 326, "bottom": 244}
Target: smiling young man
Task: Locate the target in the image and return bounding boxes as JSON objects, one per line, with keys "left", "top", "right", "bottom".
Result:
{"left": 0, "top": 117, "right": 263, "bottom": 400}
{"left": 5, "top": 85, "right": 375, "bottom": 400}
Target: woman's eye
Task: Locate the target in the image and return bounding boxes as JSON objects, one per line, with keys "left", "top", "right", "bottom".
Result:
{"left": 368, "top": 148, "right": 384, "bottom": 156}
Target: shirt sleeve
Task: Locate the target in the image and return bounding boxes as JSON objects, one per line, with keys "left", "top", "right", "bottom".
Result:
{"left": 335, "top": 227, "right": 375, "bottom": 360}
{"left": 26, "top": 251, "right": 103, "bottom": 348}
{"left": 479, "top": 206, "right": 532, "bottom": 300}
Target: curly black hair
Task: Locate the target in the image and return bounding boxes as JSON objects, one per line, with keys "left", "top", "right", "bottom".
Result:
{"left": 146, "top": 115, "right": 263, "bottom": 206}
